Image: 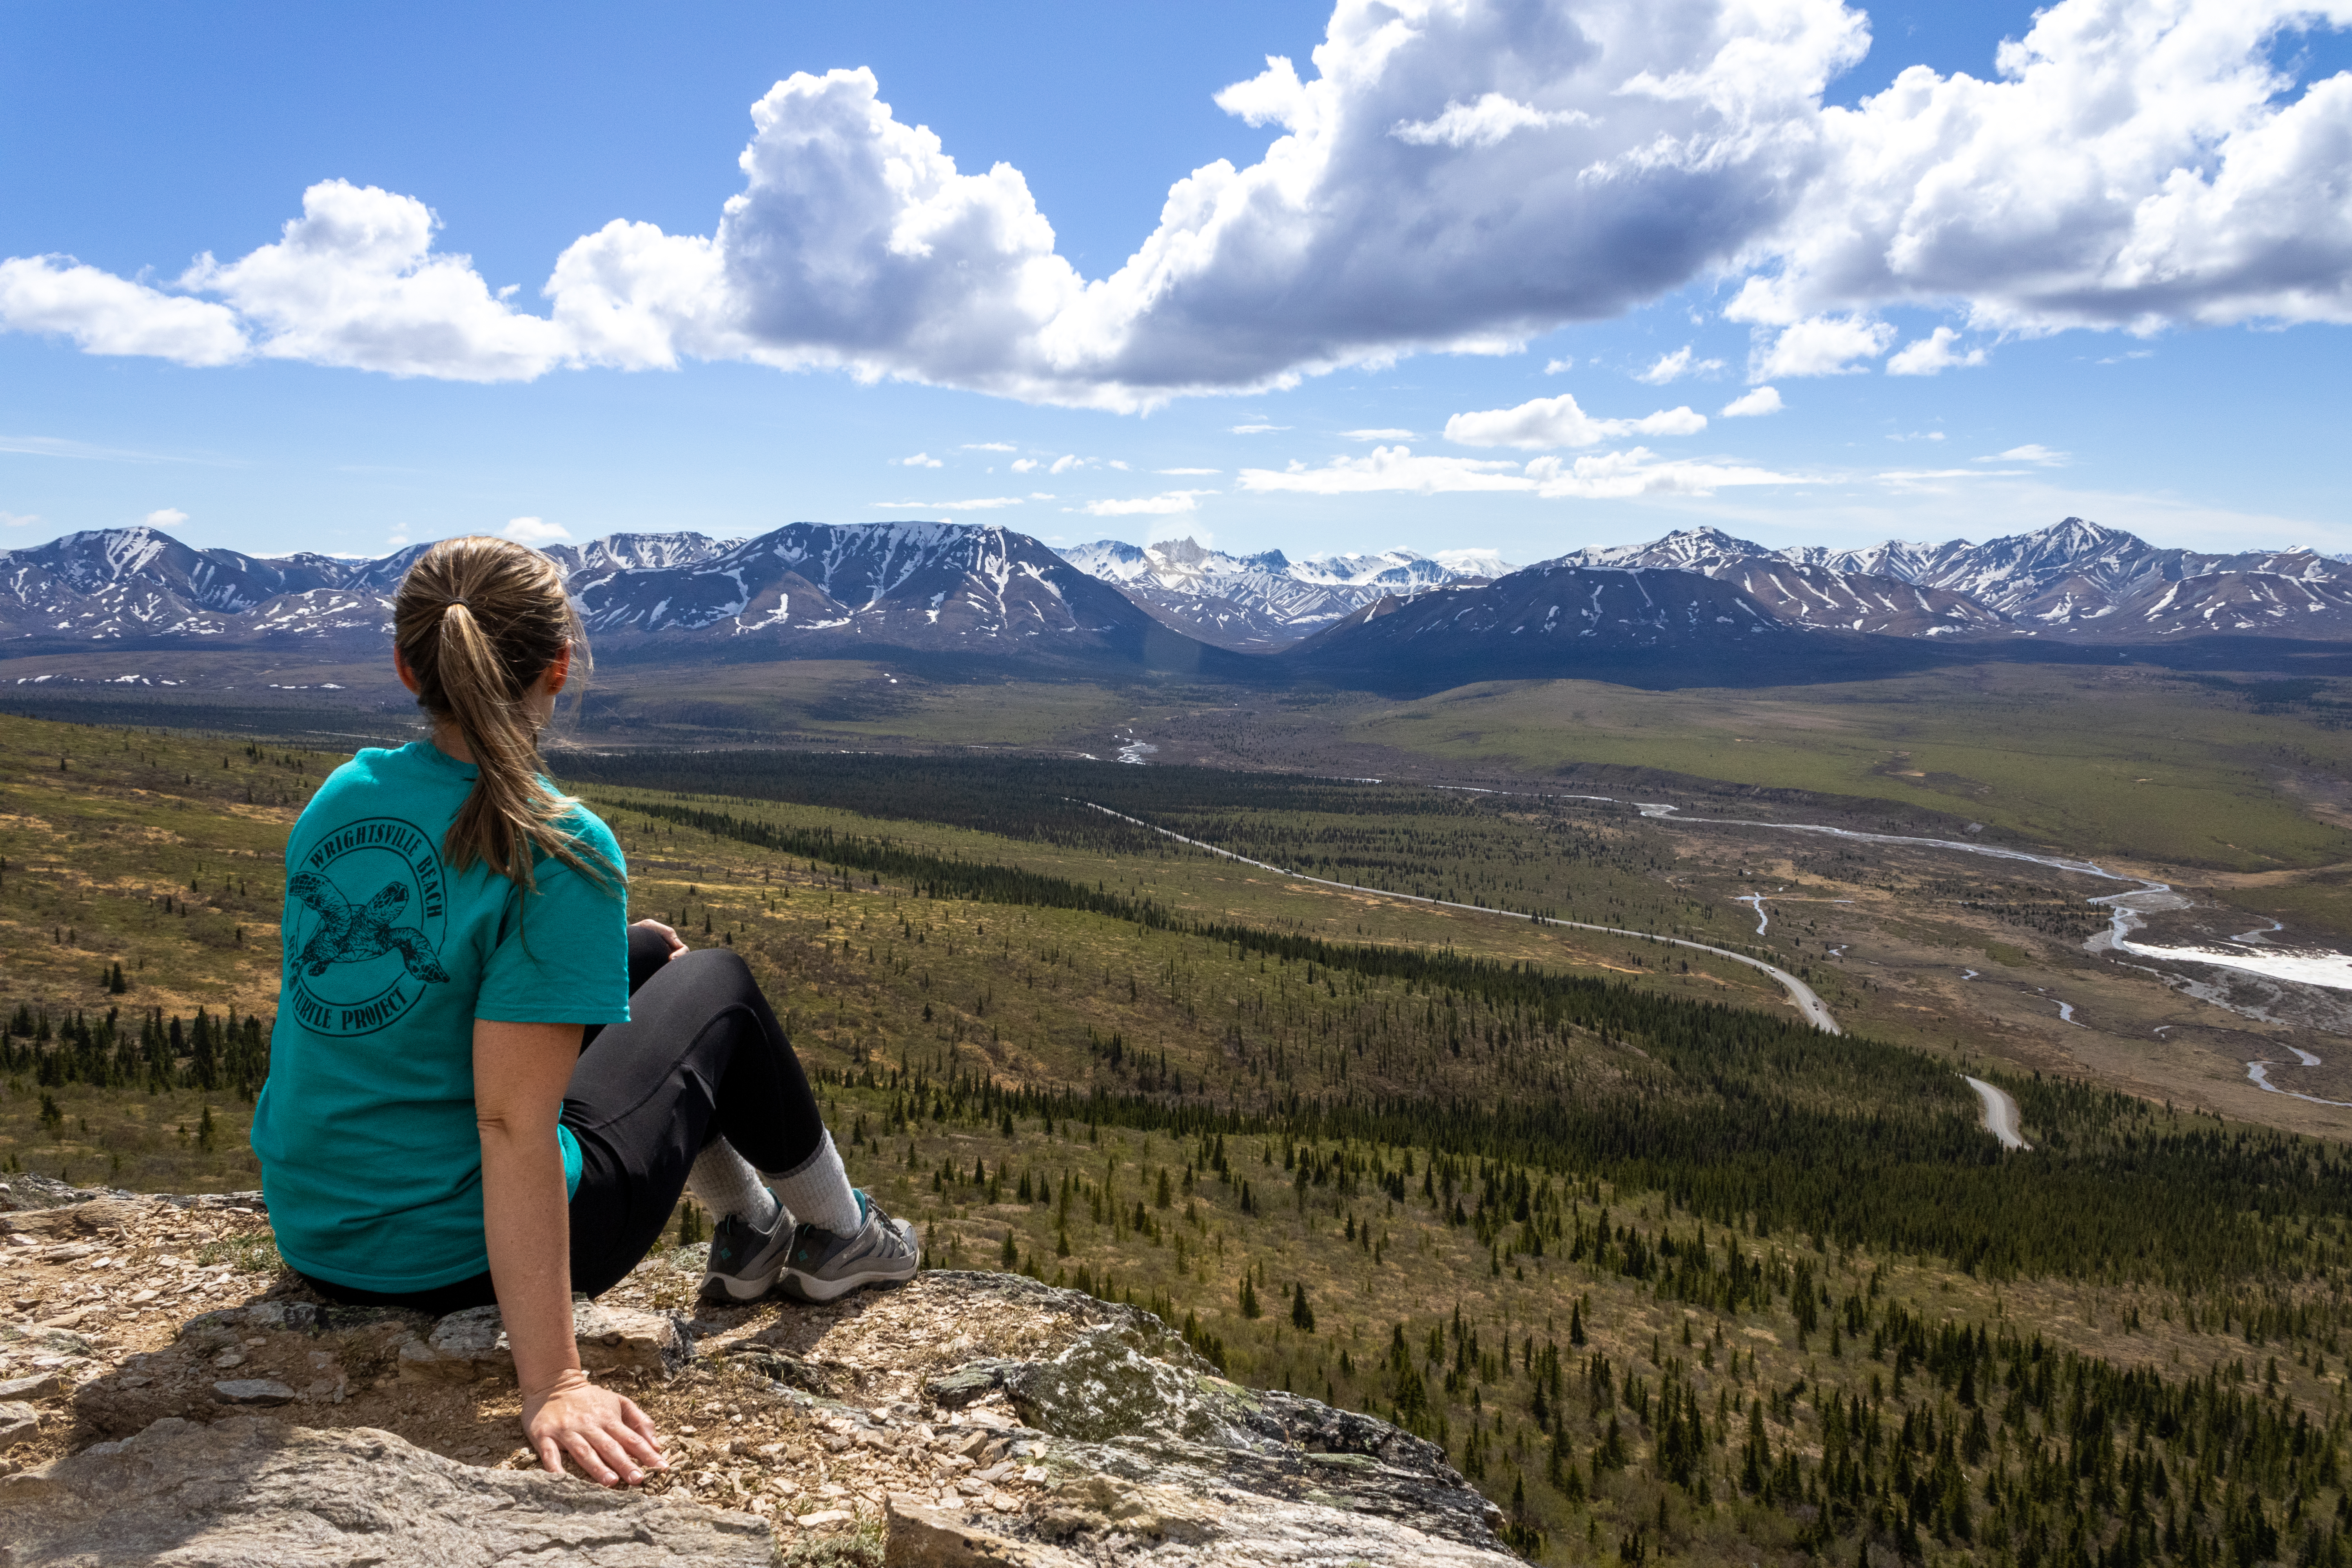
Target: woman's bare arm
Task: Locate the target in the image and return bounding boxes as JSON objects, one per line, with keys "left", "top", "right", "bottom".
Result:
{"left": 474, "top": 1018, "right": 667, "bottom": 1485}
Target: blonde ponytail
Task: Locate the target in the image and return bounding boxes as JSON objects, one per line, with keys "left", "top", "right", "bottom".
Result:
{"left": 393, "top": 536, "right": 612, "bottom": 892}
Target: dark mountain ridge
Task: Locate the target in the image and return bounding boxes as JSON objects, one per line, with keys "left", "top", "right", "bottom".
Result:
{"left": 7, "top": 518, "right": 2351, "bottom": 701}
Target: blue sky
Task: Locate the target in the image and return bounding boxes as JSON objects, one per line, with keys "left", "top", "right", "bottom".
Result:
{"left": 3, "top": 0, "right": 2348, "bottom": 566}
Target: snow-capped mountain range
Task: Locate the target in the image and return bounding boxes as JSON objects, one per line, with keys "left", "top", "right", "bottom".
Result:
{"left": 1059, "top": 521, "right": 2352, "bottom": 646}
{"left": 1054, "top": 538, "right": 1513, "bottom": 651}
{"left": 4, "top": 519, "right": 2347, "bottom": 681}
{"left": 1552, "top": 522, "right": 2352, "bottom": 640}
{"left": 0, "top": 524, "right": 1154, "bottom": 660}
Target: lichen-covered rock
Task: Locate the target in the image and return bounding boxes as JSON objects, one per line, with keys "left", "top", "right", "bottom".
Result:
{"left": 0, "top": 1415, "right": 772, "bottom": 1566}
{"left": 1002, "top": 1328, "right": 1238, "bottom": 1445}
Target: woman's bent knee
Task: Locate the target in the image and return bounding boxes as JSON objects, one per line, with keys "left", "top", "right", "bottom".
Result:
{"left": 677, "top": 944, "right": 757, "bottom": 996}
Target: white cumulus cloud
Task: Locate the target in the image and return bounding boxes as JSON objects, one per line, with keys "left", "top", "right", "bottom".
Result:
{"left": 1745, "top": 313, "right": 1897, "bottom": 378}
{"left": 1444, "top": 392, "right": 1706, "bottom": 449}
{"left": 1984, "top": 444, "right": 2070, "bottom": 465}
{"left": 1635, "top": 345, "right": 1723, "bottom": 384}
{"left": 190, "top": 180, "right": 573, "bottom": 381}
{"left": 9, "top": 2, "right": 2351, "bottom": 402}
{"left": 1237, "top": 441, "right": 1800, "bottom": 500}
{"left": 1239, "top": 446, "right": 1533, "bottom": 496}
{"left": 1886, "top": 327, "right": 1988, "bottom": 376}
{"left": 1762, "top": 1, "right": 2352, "bottom": 333}
{"left": 143, "top": 508, "right": 188, "bottom": 527}
{"left": 1525, "top": 449, "right": 1804, "bottom": 498}
{"left": 1720, "top": 386, "right": 1784, "bottom": 417}
{"left": 0, "top": 257, "right": 247, "bottom": 365}
{"left": 1230, "top": 424, "right": 1290, "bottom": 435}
{"left": 1083, "top": 490, "right": 1215, "bottom": 515}
{"left": 2, "top": 512, "right": 39, "bottom": 528}
{"left": 1010, "top": 458, "right": 1039, "bottom": 473}
{"left": 1543, "top": 357, "right": 1575, "bottom": 374}
{"left": 893, "top": 452, "right": 944, "bottom": 467}
{"left": 961, "top": 442, "right": 1016, "bottom": 452}
{"left": 1342, "top": 428, "right": 1415, "bottom": 440}
{"left": 503, "top": 517, "right": 571, "bottom": 544}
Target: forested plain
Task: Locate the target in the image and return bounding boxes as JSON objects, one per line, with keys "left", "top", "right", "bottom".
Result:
{"left": 8, "top": 713, "right": 2352, "bottom": 1567}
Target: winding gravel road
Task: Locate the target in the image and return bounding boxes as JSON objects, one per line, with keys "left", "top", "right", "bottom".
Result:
{"left": 1080, "top": 801, "right": 1843, "bottom": 1034}
{"left": 1963, "top": 1075, "right": 2032, "bottom": 1150}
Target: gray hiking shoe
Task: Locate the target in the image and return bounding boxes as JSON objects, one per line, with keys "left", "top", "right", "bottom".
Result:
{"left": 779, "top": 1191, "right": 919, "bottom": 1303}
{"left": 703, "top": 1205, "right": 794, "bottom": 1302}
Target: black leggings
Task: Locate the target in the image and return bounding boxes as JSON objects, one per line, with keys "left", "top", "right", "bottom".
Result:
{"left": 300, "top": 926, "right": 826, "bottom": 1312}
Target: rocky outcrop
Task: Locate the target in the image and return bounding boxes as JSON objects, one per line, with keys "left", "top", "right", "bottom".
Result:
{"left": 882, "top": 1273, "right": 1505, "bottom": 1566}
{"left": 0, "top": 1414, "right": 773, "bottom": 1566}
{"left": 0, "top": 1195, "right": 1517, "bottom": 1568}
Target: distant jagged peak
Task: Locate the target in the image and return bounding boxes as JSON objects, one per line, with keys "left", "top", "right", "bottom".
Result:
{"left": 542, "top": 531, "right": 729, "bottom": 577}
{"left": 1782, "top": 538, "right": 1961, "bottom": 579}
{"left": 1427, "top": 548, "right": 1519, "bottom": 580}
{"left": 1965, "top": 516, "right": 2152, "bottom": 567}
{"left": 1291, "top": 549, "right": 1449, "bottom": 586}
{"left": 710, "top": 519, "right": 1073, "bottom": 575}
{"left": 1057, "top": 539, "right": 1151, "bottom": 582}
{"left": 10, "top": 523, "right": 205, "bottom": 579}
{"left": 2034, "top": 515, "right": 2138, "bottom": 551}
{"left": 1149, "top": 535, "right": 1212, "bottom": 568}
{"left": 1154, "top": 538, "right": 1297, "bottom": 579}
{"left": 1062, "top": 536, "right": 1305, "bottom": 589}
{"left": 1553, "top": 526, "right": 1777, "bottom": 571}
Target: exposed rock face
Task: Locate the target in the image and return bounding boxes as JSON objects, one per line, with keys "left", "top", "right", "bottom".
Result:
{"left": 918, "top": 1284, "right": 1499, "bottom": 1546}
{"left": 1, "top": 1196, "right": 1516, "bottom": 1568}
{"left": 0, "top": 1415, "right": 773, "bottom": 1566}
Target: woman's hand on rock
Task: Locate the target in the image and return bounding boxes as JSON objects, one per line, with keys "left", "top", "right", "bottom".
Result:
{"left": 630, "top": 918, "right": 689, "bottom": 962}
{"left": 523, "top": 1369, "right": 667, "bottom": 1486}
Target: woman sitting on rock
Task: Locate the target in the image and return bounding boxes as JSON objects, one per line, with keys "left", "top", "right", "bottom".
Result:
{"left": 250, "top": 534, "right": 917, "bottom": 1486}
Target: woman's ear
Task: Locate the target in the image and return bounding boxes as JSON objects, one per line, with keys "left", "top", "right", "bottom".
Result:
{"left": 544, "top": 642, "right": 573, "bottom": 696}
{"left": 394, "top": 644, "right": 423, "bottom": 696}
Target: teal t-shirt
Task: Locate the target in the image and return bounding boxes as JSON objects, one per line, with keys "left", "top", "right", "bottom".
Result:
{"left": 251, "top": 740, "right": 629, "bottom": 1292}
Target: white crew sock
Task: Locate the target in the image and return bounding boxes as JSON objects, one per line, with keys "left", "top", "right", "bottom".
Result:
{"left": 688, "top": 1138, "right": 781, "bottom": 1231}
{"left": 764, "top": 1130, "right": 862, "bottom": 1237}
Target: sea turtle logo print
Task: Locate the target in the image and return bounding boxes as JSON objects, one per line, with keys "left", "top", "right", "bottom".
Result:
{"left": 285, "top": 817, "right": 450, "bottom": 1037}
